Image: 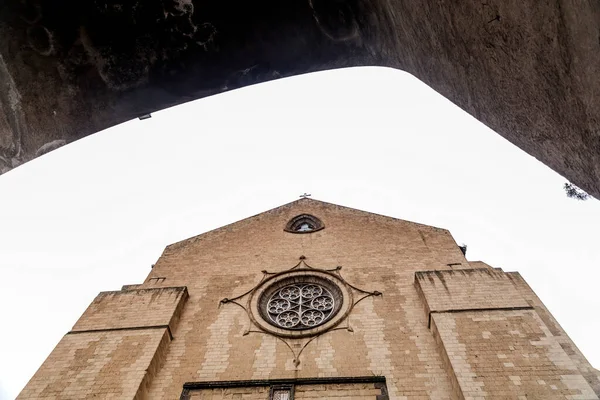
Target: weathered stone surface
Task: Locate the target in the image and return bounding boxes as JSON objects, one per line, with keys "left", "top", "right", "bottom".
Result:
{"left": 19, "top": 198, "right": 600, "bottom": 399}
{"left": 0, "top": 1, "right": 599, "bottom": 197}
{"left": 71, "top": 286, "right": 188, "bottom": 333}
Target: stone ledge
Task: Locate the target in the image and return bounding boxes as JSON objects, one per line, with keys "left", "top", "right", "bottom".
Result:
{"left": 415, "top": 268, "right": 530, "bottom": 325}
{"left": 71, "top": 286, "right": 188, "bottom": 333}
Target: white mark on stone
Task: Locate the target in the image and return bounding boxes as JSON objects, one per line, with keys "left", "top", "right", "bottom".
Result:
{"left": 172, "top": 0, "right": 194, "bottom": 14}
{"left": 146, "top": 281, "right": 209, "bottom": 398}
{"left": 0, "top": 52, "right": 25, "bottom": 170}
{"left": 28, "top": 25, "right": 55, "bottom": 56}
{"left": 315, "top": 334, "right": 337, "bottom": 376}
{"left": 307, "top": 0, "right": 359, "bottom": 42}
{"left": 35, "top": 139, "right": 66, "bottom": 157}
{"left": 398, "top": 278, "right": 453, "bottom": 399}
{"left": 354, "top": 297, "right": 398, "bottom": 397}
{"left": 251, "top": 335, "right": 277, "bottom": 379}
{"left": 434, "top": 314, "right": 488, "bottom": 398}
{"left": 197, "top": 304, "right": 236, "bottom": 379}
{"left": 560, "top": 375, "right": 598, "bottom": 398}
{"left": 532, "top": 313, "right": 578, "bottom": 371}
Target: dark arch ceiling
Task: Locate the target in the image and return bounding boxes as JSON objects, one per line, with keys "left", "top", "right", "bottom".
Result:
{"left": 0, "top": 0, "right": 598, "bottom": 197}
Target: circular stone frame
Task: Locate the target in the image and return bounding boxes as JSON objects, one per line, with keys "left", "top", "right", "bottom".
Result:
{"left": 248, "top": 270, "right": 353, "bottom": 338}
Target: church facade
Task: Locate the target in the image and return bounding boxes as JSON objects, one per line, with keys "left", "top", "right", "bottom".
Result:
{"left": 19, "top": 199, "right": 600, "bottom": 399}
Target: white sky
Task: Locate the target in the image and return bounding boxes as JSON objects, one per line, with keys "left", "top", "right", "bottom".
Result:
{"left": 1, "top": 67, "right": 599, "bottom": 399}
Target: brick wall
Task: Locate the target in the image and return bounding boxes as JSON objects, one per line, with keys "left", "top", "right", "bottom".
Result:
{"left": 72, "top": 286, "right": 187, "bottom": 332}
{"left": 508, "top": 272, "right": 600, "bottom": 394}
{"left": 295, "top": 382, "right": 384, "bottom": 399}
{"left": 184, "top": 381, "right": 386, "bottom": 399}
{"left": 432, "top": 310, "right": 597, "bottom": 399}
{"left": 20, "top": 287, "right": 187, "bottom": 399}
{"left": 17, "top": 329, "right": 170, "bottom": 399}
{"left": 143, "top": 200, "right": 464, "bottom": 399}
{"left": 187, "top": 386, "right": 270, "bottom": 399}
{"left": 19, "top": 199, "right": 600, "bottom": 399}
{"left": 415, "top": 268, "right": 530, "bottom": 319}
{"left": 416, "top": 268, "right": 598, "bottom": 399}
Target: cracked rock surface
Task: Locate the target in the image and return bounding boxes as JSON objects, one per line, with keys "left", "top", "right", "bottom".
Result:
{"left": 0, "top": 0, "right": 598, "bottom": 197}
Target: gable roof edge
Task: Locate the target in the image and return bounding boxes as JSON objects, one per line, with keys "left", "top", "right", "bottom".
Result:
{"left": 163, "top": 198, "right": 450, "bottom": 251}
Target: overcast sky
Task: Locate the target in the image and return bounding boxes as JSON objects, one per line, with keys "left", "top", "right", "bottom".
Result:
{"left": 1, "top": 67, "right": 599, "bottom": 399}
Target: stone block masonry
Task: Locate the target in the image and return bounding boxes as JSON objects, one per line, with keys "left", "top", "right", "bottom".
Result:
{"left": 18, "top": 199, "right": 600, "bottom": 399}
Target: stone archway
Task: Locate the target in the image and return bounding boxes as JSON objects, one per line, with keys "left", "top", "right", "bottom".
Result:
{"left": 0, "top": 0, "right": 598, "bottom": 197}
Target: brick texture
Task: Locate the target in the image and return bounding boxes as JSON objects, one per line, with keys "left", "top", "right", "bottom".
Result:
{"left": 19, "top": 199, "right": 600, "bottom": 399}
{"left": 186, "top": 382, "right": 384, "bottom": 399}
{"left": 72, "top": 286, "right": 188, "bottom": 332}
{"left": 20, "top": 287, "right": 187, "bottom": 399}
{"left": 188, "top": 386, "right": 270, "bottom": 399}
{"left": 18, "top": 329, "right": 171, "bottom": 399}
{"left": 415, "top": 269, "right": 531, "bottom": 319}
{"left": 432, "top": 310, "right": 597, "bottom": 399}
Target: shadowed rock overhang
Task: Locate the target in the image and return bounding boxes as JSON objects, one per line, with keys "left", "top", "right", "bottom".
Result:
{"left": 0, "top": 1, "right": 598, "bottom": 197}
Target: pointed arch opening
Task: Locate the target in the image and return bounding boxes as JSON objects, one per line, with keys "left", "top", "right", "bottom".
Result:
{"left": 284, "top": 214, "right": 324, "bottom": 234}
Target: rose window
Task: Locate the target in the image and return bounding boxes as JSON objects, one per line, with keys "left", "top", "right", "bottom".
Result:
{"left": 265, "top": 283, "right": 337, "bottom": 330}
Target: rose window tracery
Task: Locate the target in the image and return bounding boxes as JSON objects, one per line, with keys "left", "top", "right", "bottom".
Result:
{"left": 265, "top": 283, "right": 336, "bottom": 330}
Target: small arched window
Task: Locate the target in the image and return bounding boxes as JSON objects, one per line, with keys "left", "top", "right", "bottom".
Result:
{"left": 284, "top": 214, "right": 324, "bottom": 234}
